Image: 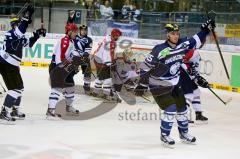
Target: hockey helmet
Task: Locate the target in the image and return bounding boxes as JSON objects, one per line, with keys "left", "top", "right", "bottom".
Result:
{"left": 165, "top": 23, "right": 179, "bottom": 32}
{"left": 79, "top": 24, "right": 87, "bottom": 30}
{"left": 10, "top": 17, "right": 20, "bottom": 27}
{"left": 65, "top": 23, "right": 78, "bottom": 34}
{"left": 111, "top": 28, "right": 122, "bottom": 37}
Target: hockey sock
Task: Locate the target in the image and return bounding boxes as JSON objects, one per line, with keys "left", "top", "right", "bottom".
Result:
{"left": 176, "top": 106, "right": 188, "bottom": 134}
{"left": 64, "top": 87, "right": 74, "bottom": 107}
{"left": 83, "top": 77, "right": 91, "bottom": 91}
{"left": 102, "top": 78, "right": 112, "bottom": 95}
{"left": 14, "top": 97, "right": 21, "bottom": 107}
{"left": 94, "top": 79, "right": 103, "bottom": 93}
{"left": 192, "top": 89, "right": 201, "bottom": 112}
{"left": 161, "top": 104, "right": 177, "bottom": 136}
{"left": 48, "top": 88, "right": 61, "bottom": 109}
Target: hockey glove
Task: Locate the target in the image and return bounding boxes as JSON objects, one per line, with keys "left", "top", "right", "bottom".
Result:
{"left": 67, "top": 10, "right": 76, "bottom": 24}
{"left": 201, "top": 19, "right": 216, "bottom": 33}
{"left": 195, "top": 76, "right": 209, "bottom": 88}
{"left": 22, "top": 5, "right": 35, "bottom": 24}
{"left": 36, "top": 28, "right": 47, "bottom": 37}
{"left": 188, "top": 63, "right": 198, "bottom": 76}
{"left": 134, "top": 84, "right": 148, "bottom": 96}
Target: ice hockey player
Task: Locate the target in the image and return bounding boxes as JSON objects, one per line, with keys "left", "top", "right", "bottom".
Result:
{"left": 112, "top": 48, "right": 138, "bottom": 92}
{"left": 92, "top": 28, "right": 122, "bottom": 102}
{"left": 47, "top": 23, "right": 83, "bottom": 118}
{"left": 74, "top": 24, "right": 93, "bottom": 95}
{"left": 135, "top": 20, "right": 215, "bottom": 146}
{"left": 181, "top": 48, "right": 208, "bottom": 123}
{"left": 0, "top": 5, "right": 46, "bottom": 122}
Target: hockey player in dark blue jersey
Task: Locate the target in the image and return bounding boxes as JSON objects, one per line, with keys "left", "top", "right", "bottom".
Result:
{"left": 74, "top": 24, "right": 93, "bottom": 95}
{"left": 0, "top": 5, "right": 46, "bottom": 122}
{"left": 135, "top": 19, "right": 215, "bottom": 146}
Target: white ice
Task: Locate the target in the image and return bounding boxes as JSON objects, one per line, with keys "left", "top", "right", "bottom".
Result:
{"left": 0, "top": 67, "right": 240, "bottom": 159}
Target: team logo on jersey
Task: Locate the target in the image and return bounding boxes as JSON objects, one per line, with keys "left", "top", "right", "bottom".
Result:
{"left": 158, "top": 48, "right": 170, "bottom": 59}
{"left": 169, "top": 62, "right": 181, "bottom": 75}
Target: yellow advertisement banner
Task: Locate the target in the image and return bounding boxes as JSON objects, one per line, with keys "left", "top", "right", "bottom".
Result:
{"left": 225, "top": 24, "right": 240, "bottom": 38}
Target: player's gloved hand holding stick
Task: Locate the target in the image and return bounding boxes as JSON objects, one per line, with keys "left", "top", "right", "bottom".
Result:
{"left": 22, "top": 5, "right": 35, "bottom": 24}
{"left": 204, "top": 12, "right": 230, "bottom": 81}
{"left": 200, "top": 18, "right": 216, "bottom": 33}
{"left": 34, "top": 28, "right": 47, "bottom": 38}
{"left": 195, "top": 75, "right": 231, "bottom": 105}
{"left": 187, "top": 63, "right": 197, "bottom": 76}
{"left": 195, "top": 75, "right": 209, "bottom": 88}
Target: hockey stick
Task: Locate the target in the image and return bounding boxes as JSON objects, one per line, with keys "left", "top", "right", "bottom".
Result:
{"left": 0, "top": 82, "right": 6, "bottom": 92}
{"left": 16, "top": 1, "right": 30, "bottom": 17}
{"left": 205, "top": 11, "right": 230, "bottom": 81}
{"left": 207, "top": 87, "right": 232, "bottom": 105}
{"left": 41, "top": 2, "right": 44, "bottom": 29}
{"left": 91, "top": 71, "right": 96, "bottom": 79}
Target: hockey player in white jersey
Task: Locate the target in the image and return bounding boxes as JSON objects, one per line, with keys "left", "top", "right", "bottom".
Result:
{"left": 92, "top": 28, "right": 122, "bottom": 102}
{"left": 181, "top": 49, "right": 208, "bottom": 123}
{"left": 47, "top": 23, "right": 82, "bottom": 118}
{"left": 135, "top": 19, "right": 215, "bottom": 146}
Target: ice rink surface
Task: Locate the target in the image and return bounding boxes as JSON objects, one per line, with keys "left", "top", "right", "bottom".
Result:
{"left": 0, "top": 67, "right": 240, "bottom": 159}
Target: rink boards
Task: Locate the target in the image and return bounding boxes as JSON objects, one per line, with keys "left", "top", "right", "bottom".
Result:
{"left": 0, "top": 31, "right": 240, "bottom": 92}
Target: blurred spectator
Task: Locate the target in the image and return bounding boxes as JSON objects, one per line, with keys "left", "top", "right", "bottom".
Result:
{"left": 121, "top": 0, "right": 133, "bottom": 20}
{"left": 85, "top": 0, "right": 101, "bottom": 19}
{"left": 100, "top": 0, "right": 114, "bottom": 20}
{"left": 94, "top": 0, "right": 101, "bottom": 9}
{"left": 132, "top": 4, "right": 141, "bottom": 22}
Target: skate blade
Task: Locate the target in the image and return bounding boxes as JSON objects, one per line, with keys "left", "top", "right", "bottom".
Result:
{"left": 65, "top": 112, "right": 80, "bottom": 116}
{"left": 46, "top": 115, "right": 62, "bottom": 121}
{"left": 180, "top": 140, "right": 197, "bottom": 145}
{"left": 195, "top": 120, "right": 208, "bottom": 125}
{"left": 12, "top": 117, "right": 25, "bottom": 120}
{"left": 0, "top": 119, "right": 16, "bottom": 125}
{"left": 161, "top": 142, "right": 175, "bottom": 149}
{"left": 188, "top": 120, "right": 195, "bottom": 124}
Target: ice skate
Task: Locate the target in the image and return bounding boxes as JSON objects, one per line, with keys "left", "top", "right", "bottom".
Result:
{"left": 0, "top": 107, "right": 16, "bottom": 124}
{"left": 102, "top": 92, "right": 122, "bottom": 103}
{"left": 11, "top": 107, "right": 25, "bottom": 120}
{"left": 46, "top": 108, "right": 61, "bottom": 120}
{"left": 195, "top": 111, "right": 208, "bottom": 124}
{"left": 179, "top": 132, "right": 196, "bottom": 144}
{"left": 161, "top": 134, "right": 175, "bottom": 148}
{"left": 66, "top": 105, "right": 79, "bottom": 115}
